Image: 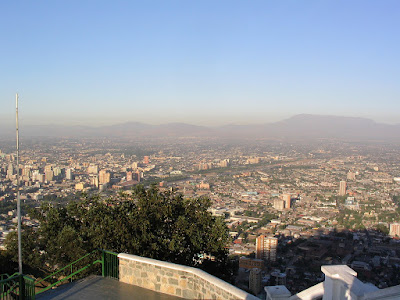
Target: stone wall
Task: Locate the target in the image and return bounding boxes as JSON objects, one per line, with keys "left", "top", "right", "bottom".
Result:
{"left": 118, "top": 253, "right": 258, "bottom": 300}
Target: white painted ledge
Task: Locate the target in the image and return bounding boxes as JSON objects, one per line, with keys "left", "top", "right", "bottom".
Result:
{"left": 290, "top": 282, "right": 324, "bottom": 300}
{"left": 362, "top": 284, "right": 400, "bottom": 300}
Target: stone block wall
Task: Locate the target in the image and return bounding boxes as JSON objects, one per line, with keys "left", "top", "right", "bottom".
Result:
{"left": 118, "top": 253, "right": 258, "bottom": 300}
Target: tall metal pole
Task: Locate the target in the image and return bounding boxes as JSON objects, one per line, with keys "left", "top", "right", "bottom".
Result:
{"left": 16, "top": 93, "right": 22, "bottom": 274}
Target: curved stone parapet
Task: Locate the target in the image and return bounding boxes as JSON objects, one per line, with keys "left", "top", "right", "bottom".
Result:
{"left": 118, "top": 253, "right": 258, "bottom": 300}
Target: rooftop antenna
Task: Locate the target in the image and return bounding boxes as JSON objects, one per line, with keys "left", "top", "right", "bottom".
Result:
{"left": 16, "top": 93, "right": 22, "bottom": 273}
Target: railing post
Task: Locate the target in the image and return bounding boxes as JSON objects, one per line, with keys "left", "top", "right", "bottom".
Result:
{"left": 71, "top": 265, "right": 73, "bottom": 283}
{"left": 102, "top": 250, "right": 105, "bottom": 277}
{"left": 24, "top": 276, "right": 35, "bottom": 300}
{"left": 19, "top": 274, "right": 25, "bottom": 300}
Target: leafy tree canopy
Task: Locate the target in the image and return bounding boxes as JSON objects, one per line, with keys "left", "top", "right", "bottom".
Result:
{"left": 5, "top": 185, "right": 232, "bottom": 280}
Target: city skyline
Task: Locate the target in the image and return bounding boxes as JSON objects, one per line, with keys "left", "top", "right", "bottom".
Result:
{"left": 2, "top": 134, "right": 400, "bottom": 294}
{"left": 1, "top": 1, "right": 399, "bottom": 126}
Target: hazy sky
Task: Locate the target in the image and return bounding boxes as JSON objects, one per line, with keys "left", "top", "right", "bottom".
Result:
{"left": 1, "top": 1, "right": 399, "bottom": 126}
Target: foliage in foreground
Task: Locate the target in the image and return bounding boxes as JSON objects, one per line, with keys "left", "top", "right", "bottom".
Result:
{"left": 4, "top": 185, "right": 234, "bottom": 281}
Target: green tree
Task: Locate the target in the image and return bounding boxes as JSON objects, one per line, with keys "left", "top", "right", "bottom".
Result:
{"left": 0, "top": 250, "right": 16, "bottom": 274}
{"left": 375, "top": 224, "right": 389, "bottom": 235}
{"left": 4, "top": 226, "right": 44, "bottom": 275}
{"left": 10, "top": 185, "right": 231, "bottom": 280}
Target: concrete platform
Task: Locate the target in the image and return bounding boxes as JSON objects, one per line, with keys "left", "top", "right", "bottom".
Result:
{"left": 36, "top": 275, "right": 182, "bottom": 300}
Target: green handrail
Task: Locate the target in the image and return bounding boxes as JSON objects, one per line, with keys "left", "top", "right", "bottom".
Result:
{"left": 1, "top": 273, "right": 21, "bottom": 299}
{"left": 0, "top": 273, "right": 20, "bottom": 281}
{"left": 35, "top": 249, "right": 99, "bottom": 287}
{"left": 35, "top": 259, "right": 102, "bottom": 294}
{"left": 35, "top": 249, "right": 101, "bottom": 294}
{"left": 0, "top": 273, "right": 35, "bottom": 300}
{"left": 1, "top": 249, "right": 119, "bottom": 298}
{"left": 35, "top": 249, "right": 119, "bottom": 294}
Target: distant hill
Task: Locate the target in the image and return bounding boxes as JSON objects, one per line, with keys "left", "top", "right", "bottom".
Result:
{"left": 1, "top": 114, "right": 400, "bottom": 141}
{"left": 261, "top": 114, "right": 399, "bottom": 140}
{"left": 213, "top": 114, "right": 400, "bottom": 140}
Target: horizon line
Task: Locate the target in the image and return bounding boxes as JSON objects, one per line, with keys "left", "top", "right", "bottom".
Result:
{"left": 0, "top": 113, "right": 399, "bottom": 128}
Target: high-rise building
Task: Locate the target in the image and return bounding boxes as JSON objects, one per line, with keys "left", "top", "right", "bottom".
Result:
{"left": 136, "top": 170, "right": 141, "bottom": 182}
{"left": 90, "top": 175, "right": 99, "bottom": 188}
{"left": 32, "top": 170, "right": 40, "bottom": 181}
{"left": 99, "top": 169, "right": 111, "bottom": 185}
{"left": 339, "top": 181, "right": 347, "bottom": 196}
{"left": 256, "top": 235, "right": 278, "bottom": 261}
{"left": 38, "top": 174, "right": 45, "bottom": 183}
{"left": 7, "top": 163, "right": 14, "bottom": 179}
{"left": 88, "top": 164, "right": 99, "bottom": 174}
{"left": 22, "top": 167, "right": 31, "bottom": 182}
{"left": 282, "top": 194, "right": 291, "bottom": 209}
{"left": 45, "top": 170, "right": 54, "bottom": 182}
{"left": 44, "top": 165, "right": 53, "bottom": 174}
{"left": 219, "top": 159, "right": 230, "bottom": 168}
{"left": 53, "top": 167, "right": 62, "bottom": 177}
{"left": 143, "top": 156, "right": 150, "bottom": 164}
{"left": 126, "top": 171, "right": 133, "bottom": 181}
{"left": 249, "top": 268, "right": 262, "bottom": 295}
{"left": 273, "top": 199, "right": 285, "bottom": 210}
{"left": 389, "top": 223, "right": 400, "bottom": 237}
{"left": 66, "top": 168, "right": 73, "bottom": 180}
{"left": 22, "top": 167, "right": 31, "bottom": 177}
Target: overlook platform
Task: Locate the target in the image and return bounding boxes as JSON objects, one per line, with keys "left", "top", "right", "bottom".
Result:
{"left": 36, "top": 275, "right": 181, "bottom": 300}
{"left": 1, "top": 250, "right": 257, "bottom": 300}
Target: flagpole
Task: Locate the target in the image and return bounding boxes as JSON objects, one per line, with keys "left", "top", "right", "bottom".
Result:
{"left": 16, "top": 93, "right": 22, "bottom": 274}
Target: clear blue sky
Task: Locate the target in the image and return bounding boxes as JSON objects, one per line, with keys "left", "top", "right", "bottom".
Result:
{"left": 1, "top": 1, "right": 399, "bottom": 126}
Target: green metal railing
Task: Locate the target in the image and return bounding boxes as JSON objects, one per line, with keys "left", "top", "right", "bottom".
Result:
{"left": 0, "top": 273, "right": 35, "bottom": 300}
{"left": 102, "top": 250, "right": 119, "bottom": 279}
{"left": 0, "top": 249, "right": 119, "bottom": 300}
{"left": 34, "top": 249, "right": 102, "bottom": 295}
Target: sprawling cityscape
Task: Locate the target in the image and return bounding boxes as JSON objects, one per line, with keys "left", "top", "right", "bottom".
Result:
{"left": 1, "top": 134, "right": 400, "bottom": 297}
{"left": 1, "top": 1, "right": 400, "bottom": 299}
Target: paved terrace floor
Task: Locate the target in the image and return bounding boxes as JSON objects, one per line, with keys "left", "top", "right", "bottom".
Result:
{"left": 36, "top": 275, "right": 182, "bottom": 300}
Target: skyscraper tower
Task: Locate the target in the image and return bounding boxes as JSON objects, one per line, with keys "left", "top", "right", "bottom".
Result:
{"left": 126, "top": 171, "right": 133, "bottom": 181}
{"left": 99, "top": 169, "right": 111, "bottom": 185}
{"left": 256, "top": 235, "right": 278, "bottom": 261}
{"left": 339, "top": 180, "right": 347, "bottom": 196}
{"left": 45, "top": 169, "right": 54, "bottom": 182}
{"left": 249, "top": 268, "right": 262, "bottom": 295}
{"left": 66, "top": 168, "right": 73, "bottom": 180}
{"left": 282, "top": 194, "right": 291, "bottom": 209}
{"left": 7, "top": 163, "right": 14, "bottom": 179}
{"left": 136, "top": 170, "right": 141, "bottom": 182}
{"left": 389, "top": 223, "right": 400, "bottom": 237}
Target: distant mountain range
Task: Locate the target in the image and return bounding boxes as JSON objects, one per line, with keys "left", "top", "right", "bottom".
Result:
{"left": 1, "top": 114, "right": 400, "bottom": 141}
